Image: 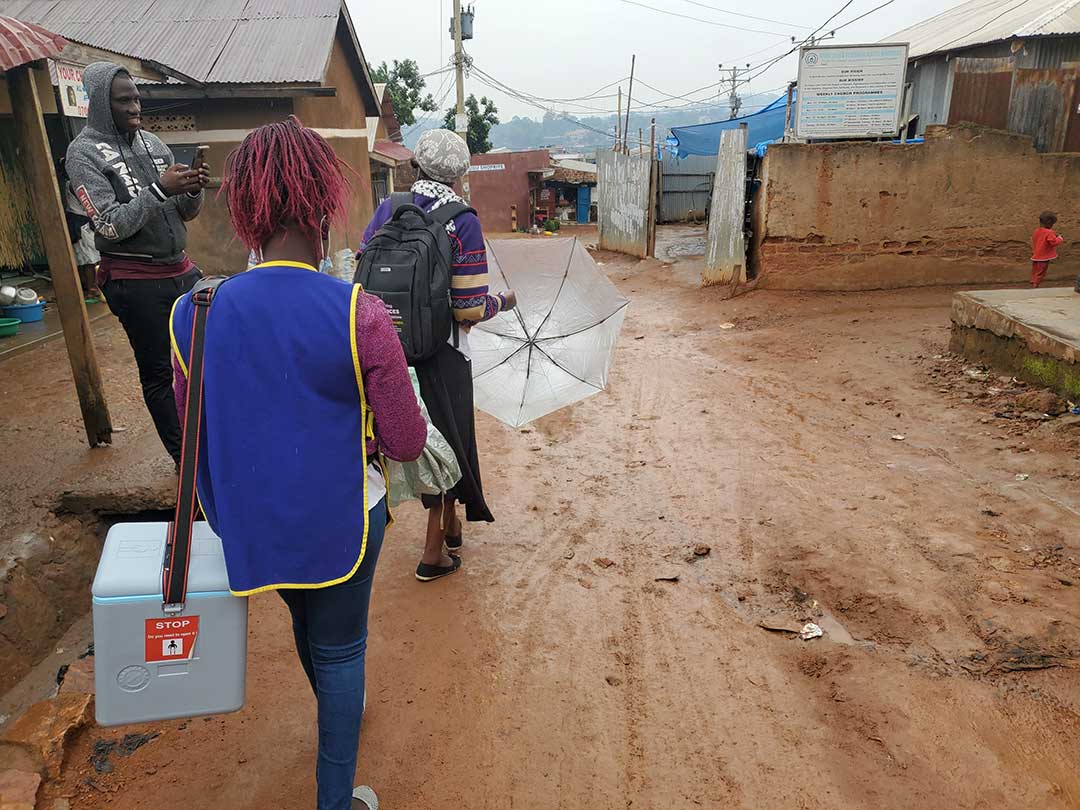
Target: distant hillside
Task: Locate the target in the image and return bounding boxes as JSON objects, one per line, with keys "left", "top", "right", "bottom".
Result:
{"left": 402, "top": 93, "right": 785, "bottom": 153}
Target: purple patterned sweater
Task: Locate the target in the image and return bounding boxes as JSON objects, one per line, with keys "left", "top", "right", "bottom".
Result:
{"left": 173, "top": 286, "right": 426, "bottom": 463}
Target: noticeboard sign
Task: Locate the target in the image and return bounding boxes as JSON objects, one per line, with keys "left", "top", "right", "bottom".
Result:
{"left": 55, "top": 62, "right": 90, "bottom": 118}
{"left": 795, "top": 43, "right": 909, "bottom": 140}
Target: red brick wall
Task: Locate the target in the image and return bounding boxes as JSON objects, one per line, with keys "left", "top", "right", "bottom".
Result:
{"left": 468, "top": 150, "right": 550, "bottom": 233}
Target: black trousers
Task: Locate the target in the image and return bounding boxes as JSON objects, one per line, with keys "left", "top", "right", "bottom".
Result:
{"left": 102, "top": 270, "right": 200, "bottom": 463}
{"left": 415, "top": 343, "right": 494, "bottom": 523}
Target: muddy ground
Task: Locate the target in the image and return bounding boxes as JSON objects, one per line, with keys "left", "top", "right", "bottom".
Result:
{"left": 3, "top": 225, "right": 1079, "bottom": 808}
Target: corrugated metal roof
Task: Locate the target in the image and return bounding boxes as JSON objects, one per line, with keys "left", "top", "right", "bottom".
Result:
{"left": 889, "top": 0, "right": 1080, "bottom": 59}
{"left": 372, "top": 140, "right": 412, "bottom": 163}
{"left": 209, "top": 16, "right": 335, "bottom": 83}
{"left": 0, "top": 0, "right": 339, "bottom": 83}
{"left": 0, "top": 13, "right": 66, "bottom": 71}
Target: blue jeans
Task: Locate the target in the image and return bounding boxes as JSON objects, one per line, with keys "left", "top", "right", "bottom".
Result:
{"left": 278, "top": 501, "right": 387, "bottom": 810}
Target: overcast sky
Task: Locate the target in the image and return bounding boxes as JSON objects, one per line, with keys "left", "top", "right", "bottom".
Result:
{"left": 349, "top": 0, "right": 957, "bottom": 128}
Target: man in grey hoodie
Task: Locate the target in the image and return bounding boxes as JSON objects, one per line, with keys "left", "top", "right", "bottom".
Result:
{"left": 66, "top": 62, "right": 208, "bottom": 466}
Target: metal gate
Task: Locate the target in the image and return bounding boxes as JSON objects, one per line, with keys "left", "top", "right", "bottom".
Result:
{"left": 658, "top": 153, "right": 714, "bottom": 223}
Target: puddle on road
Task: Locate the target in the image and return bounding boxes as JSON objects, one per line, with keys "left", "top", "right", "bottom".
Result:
{"left": 815, "top": 610, "right": 859, "bottom": 646}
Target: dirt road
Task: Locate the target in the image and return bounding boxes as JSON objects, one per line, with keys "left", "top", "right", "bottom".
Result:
{"left": 21, "top": 230, "right": 1080, "bottom": 808}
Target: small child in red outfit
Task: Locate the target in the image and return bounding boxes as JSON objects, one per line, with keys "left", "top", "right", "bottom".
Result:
{"left": 1031, "top": 211, "right": 1064, "bottom": 288}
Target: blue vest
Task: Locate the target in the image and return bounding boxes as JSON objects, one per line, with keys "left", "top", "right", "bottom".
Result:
{"left": 170, "top": 262, "right": 373, "bottom": 596}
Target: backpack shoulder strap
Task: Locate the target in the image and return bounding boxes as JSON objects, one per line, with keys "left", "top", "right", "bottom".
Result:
{"left": 389, "top": 191, "right": 413, "bottom": 216}
{"left": 429, "top": 201, "right": 476, "bottom": 226}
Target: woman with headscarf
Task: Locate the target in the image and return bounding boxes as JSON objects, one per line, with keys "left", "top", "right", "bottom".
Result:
{"left": 360, "top": 129, "right": 516, "bottom": 582}
{"left": 171, "top": 116, "right": 426, "bottom": 809}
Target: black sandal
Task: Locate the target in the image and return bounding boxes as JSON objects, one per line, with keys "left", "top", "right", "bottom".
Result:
{"left": 444, "top": 532, "right": 463, "bottom": 552}
{"left": 415, "top": 554, "right": 461, "bottom": 582}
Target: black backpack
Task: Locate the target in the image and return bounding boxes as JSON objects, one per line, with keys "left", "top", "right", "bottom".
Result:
{"left": 355, "top": 192, "right": 474, "bottom": 364}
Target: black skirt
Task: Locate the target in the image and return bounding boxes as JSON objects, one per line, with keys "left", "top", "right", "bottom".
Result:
{"left": 414, "top": 342, "right": 495, "bottom": 523}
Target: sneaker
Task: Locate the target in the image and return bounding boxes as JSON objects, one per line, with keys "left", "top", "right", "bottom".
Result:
{"left": 352, "top": 786, "right": 378, "bottom": 809}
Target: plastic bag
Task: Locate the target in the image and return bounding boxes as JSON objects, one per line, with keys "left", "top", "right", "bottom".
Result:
{"left": 331, "top": 248, "right": 357, "bottom": 283}
{"left": 386, "top": 369, "right": 462, "bottom": 507}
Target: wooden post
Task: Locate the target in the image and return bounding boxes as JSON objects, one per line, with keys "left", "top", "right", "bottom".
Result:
{"left": 899, "top": 83, "right": 912, "bottom": 144}
{"left": 638, "top": 128, "right": 644, "bottom": 157}
{"left": 624, "top": 55, "right": 636, "bottom": 156}
{"left": 9, "top": 65, "right": 112, "bottom": 447}
{"left": 647, "top": 118, "right": 658, "bottom": 258}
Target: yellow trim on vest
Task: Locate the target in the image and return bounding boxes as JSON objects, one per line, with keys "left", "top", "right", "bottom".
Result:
{"left": 251, "top": 260, "right": 317, "bottom": 272}
{"left": 169, "top": 296, "right": 188, "bottom": 378}
{"left": 226, "top": 283, "right": 372, "bottom": 597}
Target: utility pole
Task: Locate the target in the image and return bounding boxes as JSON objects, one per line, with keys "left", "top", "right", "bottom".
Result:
{"left": 729, "top": 66, "right": 740, "bottom": 119}
{"left": 623, "top": 54, "right": 636, "bottom": 156}
{"left": 452, "top": 0, "right": 471, "bottom": 200}
{"left": 616, "top": 86, "right": 622, "bottom": 151}
{"left": 720, "top": 64, "right": 748, "bottom": 119}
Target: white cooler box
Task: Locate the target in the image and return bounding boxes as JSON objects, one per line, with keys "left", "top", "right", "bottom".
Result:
{"left": 92, "top": 521, "right": 248, "bottom": 727}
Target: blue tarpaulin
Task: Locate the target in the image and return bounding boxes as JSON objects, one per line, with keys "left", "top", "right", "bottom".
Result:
{"left": 668, "top": 94, "right": 793, "bottom": 158}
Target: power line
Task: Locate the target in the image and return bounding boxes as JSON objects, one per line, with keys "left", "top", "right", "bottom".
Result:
{"left": 675, "top": 0, "right": 811, "bottom": 29}
{"left": 931, "top": 0, "right": 1033, "bottom": 53}
{"left": 405, "top": 75, "right": 456, "bottom": 135}
{"left": 808, "top": 0, "right": 855, "bottom": 41}
{"left": 459, "top": 0, "right": 904, "bottom": 134}
{"left": 615, "top": 0, "right": 794, "bottom": 36}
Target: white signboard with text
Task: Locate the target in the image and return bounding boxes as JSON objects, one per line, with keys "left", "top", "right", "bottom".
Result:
{"left": 55, "top": 62, "right": 90, "bottom": 118}
{"left": 795, "top": 43, "right": 908, "bottom": 139}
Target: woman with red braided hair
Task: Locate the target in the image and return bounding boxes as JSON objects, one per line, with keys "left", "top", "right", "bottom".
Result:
{"left": 170, "top": 116, "right": 426, "bottom": 809}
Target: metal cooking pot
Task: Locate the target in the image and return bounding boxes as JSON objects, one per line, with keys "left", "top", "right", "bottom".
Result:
{"left": 0, "top": 286, "right": 16, "bottom": 306}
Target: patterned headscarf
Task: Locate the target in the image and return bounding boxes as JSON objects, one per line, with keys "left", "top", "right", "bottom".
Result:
{"left": 414, "top": 129, "right": 471, "bottom": 184}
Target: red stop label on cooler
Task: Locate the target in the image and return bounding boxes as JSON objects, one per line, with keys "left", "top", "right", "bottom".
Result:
{"left": 145, "top": 616, "right": 200, "bottom": 662}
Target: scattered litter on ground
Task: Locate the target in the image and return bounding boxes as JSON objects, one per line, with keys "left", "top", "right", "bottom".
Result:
{"left": 563, "top": 550, "right": 575, "bottom": 560}
{"left": 719, "top": 323, "right": 736, "bottom": 330}
{"left": 891, "top": 434, "right": 906, "bottom": 441}
{"left": 800, "top": 623, "right": 824, "bottom": 641}
{"left": 1015, "top": 473, "right": 1030, "bottom": 481}
{"left": 693, "top": 544, "right": 711, "bottom": 557}
{"left": 654, "top": 574, "right": 680, "bottom": 582}
{"left": 594, "top": 557, "right": 616, "bottom": 569}
{"left": 759, "top": 617, "right": 803, "bottom": 635}
{"left": 981, "top": 507, "right": 1002, "bottom": 517}
{"left": 91, "top": 733, "right": 160, "bottom": 773}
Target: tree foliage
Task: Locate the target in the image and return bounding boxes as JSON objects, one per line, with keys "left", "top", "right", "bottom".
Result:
{"left": 370, "top": 59, "right": 436, "bottom": 128}
{"left": 443, "top": 94, "right": 500, "bottom": 154}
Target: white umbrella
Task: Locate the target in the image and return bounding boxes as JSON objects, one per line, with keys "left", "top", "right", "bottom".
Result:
{"left": 469, "top": 237, "right": 628, "bottom": 428}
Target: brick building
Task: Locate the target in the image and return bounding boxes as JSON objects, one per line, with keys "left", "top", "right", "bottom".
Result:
{"left": 468, "top": 149, "right": 550, "bottom": 233}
